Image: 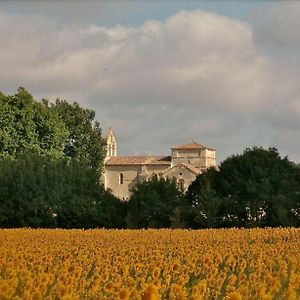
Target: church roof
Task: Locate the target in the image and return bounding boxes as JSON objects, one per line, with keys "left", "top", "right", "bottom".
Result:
{"left": 162, "top": 162, "right": 204, "bottom": 175}
{"left": 105, "top": 156, "right": 171, "bottom": 166}
{"left": 180, "top": 163, "right": 203, "bottom": 174}
{"left": 172, "top": 142, "right": 215, "bottom": 151}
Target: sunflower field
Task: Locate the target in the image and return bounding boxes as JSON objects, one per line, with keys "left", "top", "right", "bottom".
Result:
{"left": 0, "top": 228, "right": 299, "bottom": 300}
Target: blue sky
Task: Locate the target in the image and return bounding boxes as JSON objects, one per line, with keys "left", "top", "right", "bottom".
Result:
{"left": 0, "top": 1, "right": 271, "bottom": 26}
{"left": 102, "top": 0, "right": 270, "bottom": 26}
{"left": 1, "top": 0, "right": 300, "bottom": 163}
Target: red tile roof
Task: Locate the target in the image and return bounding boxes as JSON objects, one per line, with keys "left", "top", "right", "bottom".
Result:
{"left": 180, "top": 163, "right": 203, "bottom": 174}
{"left": 105, "top": 156, "right": 171, "bottom": 166}
{"left": 172, "top": 142, "right": 215, "bottom": 151}
{"left": 161, "top": 162, "right": 206, "bottom": 175}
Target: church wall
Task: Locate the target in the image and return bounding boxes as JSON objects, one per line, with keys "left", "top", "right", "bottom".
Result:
{"left": 172, "top": 149, "right": 203, "bottom": 158}
{"left": 171, "top": 149, "right": 216, "bottom": 168}
{"left": 105, "top": 165, "right": 142, "bottom": 199}
{"left": 162, "top": 166, "right": 197, "bottom": 191}
{"left": 144, "top": 165, "right": 170, "bottom": 175}
{"left": 204, "top": 150, "right": 216, "bottom": 167}
{"left": 104, "top": 164, "right": 171, "bottom": 199}
{"left": 205, "top": 149, "right": 216, "bottom": 158}
{"left": 205, "top": 157, "right": 216, "bottom": 167}
{"left": 171, "top": 157, "right": 206, "bottom": 167}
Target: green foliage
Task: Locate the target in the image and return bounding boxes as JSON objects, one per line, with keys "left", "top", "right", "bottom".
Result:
{"left": 126, "top": 177, "right": 185, "bottom": 228}
{"left": 0, "top": 88, "right": 105, "bottom": 175}
{"left": 0, "top": 88, "right": 68, "bottom": 159}
{"left": 186, "top": 147, "right": 300, "bottom": 228}
{"left": 0, "top": 154, "right": 124, "bottom": 228}
{"left": 0, "top": 87, "right": 119, "bottom": 229}
{"left": 0, "top": 154, "right": 59, "bottom": 227}
{"left": 97, "top": 192, "right": 127, "bottom": 229}
{"left": 50, "top": 100, "right": 106, "bottom": 176}
{"left": 185, "top": 167, "right": 221, "bottom": 228}
{"left": 54, "top": 158, "right": 125, "bottom": 229}
{"left": 219, "top": 147, "right": 299, "bottom": 227}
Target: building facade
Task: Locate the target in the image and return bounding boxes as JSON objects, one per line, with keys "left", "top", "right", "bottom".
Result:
{"left": 103, "top": 128, "right": 216, "bottom": 199}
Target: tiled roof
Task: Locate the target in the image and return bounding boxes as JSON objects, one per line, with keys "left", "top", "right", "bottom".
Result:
{"left": 180, "top": 163, "right": 203, "bottom": 174}
{"left": 105, "top": 156, "right": 171, "bottom": 166}
{"left": 172, "top": 142, "right": 215, "bottom": 151}
{"left": 161, "top": 163, "right": 205, "bottom": 175}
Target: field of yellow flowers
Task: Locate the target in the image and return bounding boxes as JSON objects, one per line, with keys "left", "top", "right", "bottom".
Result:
{"left": 0, "top": 228, "right": 299, "bottom": 300}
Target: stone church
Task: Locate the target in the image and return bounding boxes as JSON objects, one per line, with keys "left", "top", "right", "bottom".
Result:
{"left": 103, "top": 128, "right": 216, "bottom": 199}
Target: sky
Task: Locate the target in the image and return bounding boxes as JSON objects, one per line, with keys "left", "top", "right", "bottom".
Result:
{"left": 1, "top": 0, "right": 300, "bottom": 163}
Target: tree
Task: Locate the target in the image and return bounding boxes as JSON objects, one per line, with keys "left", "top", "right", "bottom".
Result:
{"left": 96, "top": 191, "right": 127, "bottom": 229}
{"left": 0, "top": 154, "right": 59, "bottom": 227}
{"left": 185, "top": 167, "right": 221, "bottom": 228}
{"left": 187, "top": 147, "right": 300, "bottom": 228}
{"left": 218, "top": 147, "right": 300, "bottom": 227}
{"left": 50, "top": 100, "right": 106, "bottom": 176}
{"left": 0, "top": 88, "right": 120, "bottom": 229}
{"left": 0, "top": 153, "right": 125, "bottom": 229}
{"left": 54, "top": 159, "right": 126, "bottom": 229}
{"left": 126, "top": 177, "right": 184, "bottom": 228}
{"left": 0, "top": 88, "right": 68, "bottom": 159}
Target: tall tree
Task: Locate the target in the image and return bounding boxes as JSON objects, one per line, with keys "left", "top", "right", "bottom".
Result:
{"left": 187, "top": 147, "right": 300, "bottom": 228}
{"left": 0, "top": 88, "right": 120, "bottom": 229}
{"left": 185, "top": 167, "right": 221, "bottom": 228}
{"left": 0, "top": 88, "right": 68, "bottom": 158}
{"left": 126, "top": 177, "right": 184, "bottom": 228}
{"left": 218, "top": 147, "right": 300, "bottom": 227}
{"left": 0, "top": 154, "right": 60, "bottom": 227}
{"left": 0, "top": 153, "right": 125, "bottom": 229}
{"left": 51, "top": 100, "right": 106, "bottom": 176}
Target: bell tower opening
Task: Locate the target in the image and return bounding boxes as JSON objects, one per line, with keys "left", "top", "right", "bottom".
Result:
{"left": 105, "top": 127, "right": 117, "bottom": 161}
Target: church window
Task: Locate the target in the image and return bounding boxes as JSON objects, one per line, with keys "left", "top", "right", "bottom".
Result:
{"left": 119, "top": 173, "right": 124, "bottom": 184}
{"left": 112, "top": 145, "right": 115, "bottom": 156}
{"left": 178, "top": 179, "right": 185, "bottom": 192}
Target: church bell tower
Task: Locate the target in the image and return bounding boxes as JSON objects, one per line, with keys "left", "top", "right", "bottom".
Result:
{"left": 105, "top": 127, "right": 117, "bottom": 161}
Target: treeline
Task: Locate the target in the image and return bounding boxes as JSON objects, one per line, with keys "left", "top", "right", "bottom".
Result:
{"left": 0, "top": 154, "right": 125, "bottom": 228}
{"left": 0, "top": 87, "right": 104, "bottom": 172}
{"left": 0, "top": 88, "right": 125, "bottom": 228}
{"left": 185, "top": 147, "right": 300, "bottom": 228}
{"left": 0, "top": 88, "right": 299, "bottom": 228}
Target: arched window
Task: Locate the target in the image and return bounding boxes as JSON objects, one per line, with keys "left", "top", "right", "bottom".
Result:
{"left": 178, "top": 179, "right": 185, "bottom": 192}
{"left": 107, "top": 145, "right": 112, "bottom": 156}
{"left": 119, "top": 173, "right": 124, "bottom": 184}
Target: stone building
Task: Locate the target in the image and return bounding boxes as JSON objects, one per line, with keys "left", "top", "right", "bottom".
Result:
{"left": 103, "top": 128, "right": 216, "bottom": 199}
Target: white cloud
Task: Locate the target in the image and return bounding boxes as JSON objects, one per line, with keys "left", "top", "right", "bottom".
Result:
{"left": 253, "top": 2, "right": 300, "bottom": 48}
{"left": 0, "top": 8, "right": 300, "bottom": 162}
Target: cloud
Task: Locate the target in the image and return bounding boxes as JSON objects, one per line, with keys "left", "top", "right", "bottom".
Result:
{"left": 252, "top": 2, "right": 300, "bottom": 49}
{"left": 0, "top": 8, "right": 300, "bottom": 162}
